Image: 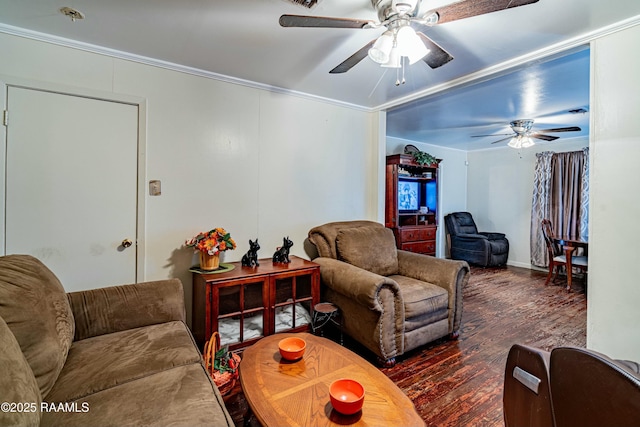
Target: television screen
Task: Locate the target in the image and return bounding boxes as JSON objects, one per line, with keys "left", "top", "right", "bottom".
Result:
{"left": 398, "top": 180, "right": 419, "bottom": 211}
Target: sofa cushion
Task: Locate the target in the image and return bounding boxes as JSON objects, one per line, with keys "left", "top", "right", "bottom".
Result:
{"left": 67, "top": 279, "right": 187, "bottom": 341}
{"left": 0, "top": 315, "right": 42, "bottom": 427}
{"left": 336, "top": 226, "right": 398, "bottom": 276}
{"left": 0, "top": 255, "right": 74, "bottom": 398}
{"left": 46, "top": 320, "right": 202, "bottom": 403}
{"left": 308, "top": 220, "right": 384, "bottom": 259}
{"left": 390, "top": 275, "right": 449, "bottom": 320}
{"left": 41, "top": 363, "right": 234, "bottom": 427}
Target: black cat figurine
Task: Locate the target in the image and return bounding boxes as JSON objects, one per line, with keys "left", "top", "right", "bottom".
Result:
{"left": 241, "top": 239, "right": 260, "bottom": 267}
{"left": 272, "top": 236, "right": 293, "bottom": 264}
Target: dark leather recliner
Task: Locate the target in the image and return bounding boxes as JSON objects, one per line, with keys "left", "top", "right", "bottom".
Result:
{"left": 444, "top": 212, "right": 509, "bottom": 267}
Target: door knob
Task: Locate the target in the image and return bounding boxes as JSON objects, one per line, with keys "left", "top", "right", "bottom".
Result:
{"left": 122, "top": 239, "right": 133, "bottom": 248}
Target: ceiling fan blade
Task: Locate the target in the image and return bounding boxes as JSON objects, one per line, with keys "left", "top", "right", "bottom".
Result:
{"left": 490, "top": 136, "right": 514, "bottom": 145}
{"left": 279, "top": 14, "right": 371, "bottom": 29}
{"left": 472, "top": 133, "right": 513, "bottom": 138}
{"left": 416, "top": 33, "right": 454, "bottom": 69}
{"left": 329, "top": 39, "right": 376, "bottom": 74}
{"left": 531, "top": 134, "right": 560, "bottom": 141}
{"left": 536, "top": 126, "right": 582, "bottom": 133}
{"left": 427, "top": 0, "right": 540, "bottom": 25}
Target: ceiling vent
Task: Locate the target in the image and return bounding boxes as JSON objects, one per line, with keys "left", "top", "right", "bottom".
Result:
{"left": 59, "top": 7, "right": 85, "bottom": 22}
{"left": 283, "top": 0, "right": 320, "bottom": 9}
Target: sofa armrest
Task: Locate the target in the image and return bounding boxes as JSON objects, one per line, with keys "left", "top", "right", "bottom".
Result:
{"left": 397, "top": 250, "right": 469, "bottom": 294}
{"left": 313, "top": 257, "right": 401, "bottom": 311}
{"left": 454, "top": 233, "right": 488, "bottom": 241}
{"left": 314, "top": 257, "right": 405, "bottom": 360}
{"left": 397, "top": 251, "right": 469, "bottom": 333}
{"left": 450, "top": 235, "right": 491, "bottom": 254}
{"left": 479, "top": 232, "right": 506, "bottom": 240}
{"left": 67, "top": 279, "right": 186, "bottom": 341}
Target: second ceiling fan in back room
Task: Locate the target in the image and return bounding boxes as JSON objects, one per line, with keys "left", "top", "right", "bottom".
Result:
{"left": 472, "top": 119, "right": 582, "bottom": 149}
{"left": 280, "top": 0, "right": 540, "bottom": 85}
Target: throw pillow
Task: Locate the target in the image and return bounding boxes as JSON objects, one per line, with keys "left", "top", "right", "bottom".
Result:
{"left": 0, "top": 315, "right": 42, "bottom": 426}
{"left": 336, "top": 226, "right": 398, "bottom": 276}
{"left": 0, "top": 255, "right": 74, "bottom": 398}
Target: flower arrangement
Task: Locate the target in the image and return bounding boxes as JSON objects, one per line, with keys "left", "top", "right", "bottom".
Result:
{"left": 185, "top": 228, "right": 237, "bottom": 255}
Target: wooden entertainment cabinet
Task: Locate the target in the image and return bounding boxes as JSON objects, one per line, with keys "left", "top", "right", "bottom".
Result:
{"left": 385, "top": 153, "right": 439, "bottom": 256}
{"left": 191, "top": 256, "right": 320, "bottom": 351}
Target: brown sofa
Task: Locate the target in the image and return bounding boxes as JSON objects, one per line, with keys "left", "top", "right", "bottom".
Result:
{"left": 308, "top": 220, "right": 470, "bottom": 365}
{"left": 0, "top": 254, "right": 233, "bottom": 427}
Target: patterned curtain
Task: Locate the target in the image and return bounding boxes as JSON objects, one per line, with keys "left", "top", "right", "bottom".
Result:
{"left": 579, "top": 147, "right": 589, "bottom": 239}
{"left": 530, "top": 152, "right": 554, "bottom": 267}
{"left": 530, "top": 148, "right": 589, "bottom": 267}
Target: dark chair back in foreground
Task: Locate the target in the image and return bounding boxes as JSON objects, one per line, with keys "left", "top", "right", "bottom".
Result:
{"left": 550, "top": 347, "right": 640, "bottom": 427}
{"left": 503, "top": 344, "right": 554, "bottom": 427}
{"left": 504, "top": 344, "right": 640, "bottom": 427}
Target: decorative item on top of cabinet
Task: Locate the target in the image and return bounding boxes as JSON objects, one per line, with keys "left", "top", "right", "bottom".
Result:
{"left": 385, "top": 153, "right": 440, "bottom": 256}
{"left": 272, "top": 236, "right": 293, "bottom": 264}
{"left": 241, "top": 238, "right": 261, "bottom": 267}
{"left": 185, "top": 227, "right": 237, "bottom": 271}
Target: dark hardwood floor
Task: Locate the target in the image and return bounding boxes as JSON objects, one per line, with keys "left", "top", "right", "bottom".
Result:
{"left": 223, "top": 265, "right": 587, "bottom": 426}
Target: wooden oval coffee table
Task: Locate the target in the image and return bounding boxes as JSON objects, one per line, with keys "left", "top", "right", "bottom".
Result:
{"left": 239, "top": 332, "right": 425, "bottom": 426}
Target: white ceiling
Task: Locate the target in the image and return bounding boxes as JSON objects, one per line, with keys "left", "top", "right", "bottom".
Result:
{"left": 1, "top": 0, "right": 639, "bottom": 150}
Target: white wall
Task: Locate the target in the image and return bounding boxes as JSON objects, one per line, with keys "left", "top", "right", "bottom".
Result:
{"left": 588, "top": 24, "right": 640, "bottom": 360}
{"left": 466, "top": 139, "right": 588, "bottom": 268}
{"left": 386, "top": 137, "right": 468, "bottom": 257}
{"left": 0, "top": 32, "right": 378, "bottom": 323}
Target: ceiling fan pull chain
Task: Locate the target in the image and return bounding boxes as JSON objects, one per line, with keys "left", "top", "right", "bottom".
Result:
{"left": 395, "top": 67, "right": 400, "bottom": 86}
{"left": 402, "top": 57, "right": 406, "bottom": 85}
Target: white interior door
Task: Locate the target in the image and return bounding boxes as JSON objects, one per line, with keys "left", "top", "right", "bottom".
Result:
{"left": 5, "top": 86, "right": 138, "bottom": 291}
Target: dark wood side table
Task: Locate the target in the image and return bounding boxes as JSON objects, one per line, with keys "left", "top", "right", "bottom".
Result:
{"left": 192, "top": 255, "right": 320, "bottom": 350}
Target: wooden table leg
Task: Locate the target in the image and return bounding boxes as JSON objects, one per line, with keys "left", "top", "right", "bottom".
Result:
{"left": 563, "top": 245, "right": 576, "bottom": 292}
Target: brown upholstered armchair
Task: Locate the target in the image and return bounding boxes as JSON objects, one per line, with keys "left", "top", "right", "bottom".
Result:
{"left": 308, "top": 220, "right": 470, "bottom": 366}
{"left": 504, "top": 344, "right": 640, "bottom": 427}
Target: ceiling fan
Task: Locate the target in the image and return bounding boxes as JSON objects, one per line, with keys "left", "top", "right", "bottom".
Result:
{"left": 472, "top": 119, "right": 582, "bottom": 148}
{"left": 279, "top": 0, "right": 540, "bottom": 76}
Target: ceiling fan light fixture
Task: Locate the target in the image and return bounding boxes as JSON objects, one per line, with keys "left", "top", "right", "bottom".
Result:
{"left": 396, "top": 25, "right": 429, "bottom": 64}
{"left": 381, "top": 46, "right": 402, "bottom": 68}
{"left": 508, "top": 135, "right": 535, "bottom": 149}
{"left": 368, "top": 31, "right": 394, "bottom": 64}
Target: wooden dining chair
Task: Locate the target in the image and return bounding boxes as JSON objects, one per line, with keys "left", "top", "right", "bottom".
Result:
{"left": 540, "top": 219, "right": 588, "bottom": 287}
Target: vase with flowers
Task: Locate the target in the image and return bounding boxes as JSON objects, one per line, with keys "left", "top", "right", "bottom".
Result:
{"left": 186, "top": 228, "right": 237, "bottom": 270}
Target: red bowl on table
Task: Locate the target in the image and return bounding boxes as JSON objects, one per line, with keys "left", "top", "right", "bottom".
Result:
{"left": 278, "top": 337, "right": 306, "bottom": 361}
{"left": 329, "top": 378, "right": 365, "bottom": 415}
